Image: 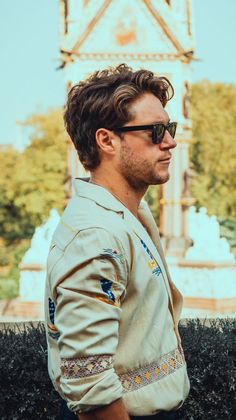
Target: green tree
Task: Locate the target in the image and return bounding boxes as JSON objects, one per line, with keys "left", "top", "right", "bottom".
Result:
{"left": 190, "top": 81, "right": 236, "bottom": 218}
{"left": 0, "top": 109, "right": 67, "bottom": 243}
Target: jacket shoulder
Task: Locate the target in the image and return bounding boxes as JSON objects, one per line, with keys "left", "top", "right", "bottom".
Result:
{"left": 52, "top": 196, "right": 131, "bottom": 252}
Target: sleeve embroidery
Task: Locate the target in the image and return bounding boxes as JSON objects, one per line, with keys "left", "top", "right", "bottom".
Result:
{"left": 47, "top": 297, "right": 60, "bottom": 340}
{"left": 100, "top": 248, "right": 125, "bottom": 264}
{"left": 61, "top": 355, "right": 114, "bottom": 379}
{"left": 119, "top": 347, "right": 185, "bottom": 392}
{"left": 97, "top": 277, "right": 121, "bottom": 307}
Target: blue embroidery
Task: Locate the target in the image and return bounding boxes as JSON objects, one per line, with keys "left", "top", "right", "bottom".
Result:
{"left": 140, "top": 239, "right": 162, "bottom": 277}
{"left": 140, "top": 239, "right": 154, "bottom": 259}
{"left": 100, "top": 278, "right": 115, "bottom": 302}
{"left": 48, "top": 297, "right": 60, "bottom": 340}
{"left": 48, "top": 331, "right": 60, "bottom": 340}
{"left": 48, "top": 297, "right": 55, "bottom": 324}
{"left": 152, "top": 266, "right": 162, "bottom": 276}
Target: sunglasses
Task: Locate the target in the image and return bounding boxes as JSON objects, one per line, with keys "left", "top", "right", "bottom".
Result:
{"left": 112, "top": 121, "right": 177, "bottom": 144}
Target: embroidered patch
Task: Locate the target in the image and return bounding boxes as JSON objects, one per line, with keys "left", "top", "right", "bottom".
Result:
{"left": 140, "top": 239, "right": 162, "bottom": 276}
{"left": 48, "top": 297, "right": 55, "bottom": 324}
{"left": 119, "top": 347, "right": 185, "bottom": 393}
{"left": 100, "top": 278, "right": 115, "bottom": 302}
{"left": 61, "top": 355, "right": 113, "bottom": 379}
{"left": 47, "top": 297, "right": 60, "bottom": 340}
{"left": 95, "top": 278, "right": 120, "bottom": 307}
{"left": 100, "top": 248, "right": 124, "bottom": 264}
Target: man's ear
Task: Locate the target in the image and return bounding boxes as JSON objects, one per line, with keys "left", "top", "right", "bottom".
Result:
{"left": 95, "top": 128, "right": 118, "bottom": 155}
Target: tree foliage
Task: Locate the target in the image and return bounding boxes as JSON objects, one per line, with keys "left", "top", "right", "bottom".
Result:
{"left": 0, "top": 109, "right": 67, "bottom": 243}
{"left": 190, "top": 81, "right": 236, "bottom": 218}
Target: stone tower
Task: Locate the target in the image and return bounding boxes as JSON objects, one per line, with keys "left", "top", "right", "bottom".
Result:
{"left": 59, "top": 0, "right": 196, "bottom": 258}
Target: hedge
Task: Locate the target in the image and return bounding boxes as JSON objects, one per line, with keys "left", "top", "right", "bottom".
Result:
{"left": 0, "top": 318, "right": 235, "bottom": 419}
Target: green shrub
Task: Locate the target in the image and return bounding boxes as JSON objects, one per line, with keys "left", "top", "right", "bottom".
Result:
{"left": 219, "top": 218, "right": 236, "bottom": 257}
{"left": 0, "top": 319, "right": 235, "bottom": 419}
{"left": 0, "top": 240, "right": 30, "bottom": 299}
{"left": 0, "top": 277, "right": 18, "bottom": 300}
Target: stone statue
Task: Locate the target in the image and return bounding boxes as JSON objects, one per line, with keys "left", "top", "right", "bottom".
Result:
{"left": 21, "top": 208, "right": 60, "bottom": 266}
{"left": 19, "top": 209, "right": 60, "bottom": 302}
{"left": 186, "top": 207, "right": 235, "bottom": 262}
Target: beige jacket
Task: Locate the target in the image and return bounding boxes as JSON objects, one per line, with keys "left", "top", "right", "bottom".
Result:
{"left": 45, "top": 179, "right": 190, "bottom": 416}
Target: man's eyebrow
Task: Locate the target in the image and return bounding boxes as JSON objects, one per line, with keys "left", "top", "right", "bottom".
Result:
{"left": 151, "top": 118, "right": 170, "bottom": 124}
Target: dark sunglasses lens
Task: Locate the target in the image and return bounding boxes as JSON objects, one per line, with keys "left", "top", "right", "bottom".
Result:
{"left": 152, "top": 124, "right": 165, "bottom": 144}
{"left": 168, "top": 122, "right": 177, "bottom": 138}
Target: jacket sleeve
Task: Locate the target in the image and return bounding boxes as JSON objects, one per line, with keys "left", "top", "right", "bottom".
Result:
{"left": 50, "top": 227, "right": 128, "bottom": 414}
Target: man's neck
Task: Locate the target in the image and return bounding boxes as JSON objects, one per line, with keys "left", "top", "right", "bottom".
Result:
{"left": 89, "top": 173, "right": 147, "bottom": 218}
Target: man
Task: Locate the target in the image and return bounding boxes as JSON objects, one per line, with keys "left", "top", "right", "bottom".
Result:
{"left": 45, "top": 64, "right": 190, "bottom": 420}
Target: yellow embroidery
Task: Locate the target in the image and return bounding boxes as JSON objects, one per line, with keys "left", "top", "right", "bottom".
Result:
{"left": 169, "top": 358, "right": 175, "bottom": 368}
{"left": 162, "top": 363, "right": 168, "bottom": 373}
{"left": 148, "top": 260, "right": 157, "bottom": 270}
{"left": 145, "top": 371, "right": 151, "bottom": 380}
{"left": 61, "top": 355, "right": 113, "bottom": 379}
{"left": 47, "top": 323, "right": 58, "bottom": 332}
{"left": 140, "top": 239, "right": 162, "bottom": 276}
{"left": 155, "top": 367, "right": 159, "bottom": 376}
{"left": 95, "top": 295, "right": 120, "bottom": 307}
{"left": 119, "top": 347, "right": 185, "bottom": 393}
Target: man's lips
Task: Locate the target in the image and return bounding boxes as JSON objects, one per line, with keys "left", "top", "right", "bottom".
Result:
{"left": 158, "top": 155, "right": 172, "bottom": 163}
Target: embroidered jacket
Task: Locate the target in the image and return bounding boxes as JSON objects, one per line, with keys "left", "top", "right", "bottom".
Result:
{"left": 45, "top": 179, "right": 190, "bottom": 415}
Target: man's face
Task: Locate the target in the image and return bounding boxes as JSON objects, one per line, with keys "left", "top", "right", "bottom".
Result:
{"left": 117, "top": 92, "right": 177, "bottom": 190}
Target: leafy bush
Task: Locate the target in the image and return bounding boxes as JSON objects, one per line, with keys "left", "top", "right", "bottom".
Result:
{"left": 0, "top": 277, "right": 18, "bottom": 300}
{"left": 219, "top": 219, "right": 236, "bottom": 257}
{"left": 0, "top": 323, "right": 61, "bottom": 419}
{"left": 179, "top": 318, "right": 235, "bottom": 419}
{"left": 0, "top": 319, "right": 235, "bottom": 419}
{"left": 0, "top": 239, "right": 30, "bottom": 299}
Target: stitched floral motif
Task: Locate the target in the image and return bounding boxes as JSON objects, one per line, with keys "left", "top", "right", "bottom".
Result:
{"left": 100, "top": 278, "right": 115, "bottom": 302}
{"left": 119, "top": 347, "right": 185, "bottom": 393}
{"left": 100, "top": 248, "right": 124, "bottom": 264}
{"left": 47, "top": 297, "right": 60, "bottom": 340}
{"left": 61, "top": 355, "right": 114, "bottom": 379}
{"left": 94, "top": 278, "right": 121, "bottom": 307}
{"left": 140, "top": 239, "right": 162, "bottom": 276}
{"left": 48, "top": 297, "right": 55, "bottom": 324}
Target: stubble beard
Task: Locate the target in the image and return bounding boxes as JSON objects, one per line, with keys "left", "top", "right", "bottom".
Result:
{"left": 119, "top": 142, "right": 170, "bottom": 192}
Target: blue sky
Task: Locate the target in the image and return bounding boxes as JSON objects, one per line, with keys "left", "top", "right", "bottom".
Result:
{"left": 0, "top": 0, "right": 235, "bottom": 150}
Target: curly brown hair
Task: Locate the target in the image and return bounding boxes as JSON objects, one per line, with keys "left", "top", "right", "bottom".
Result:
{"left": 64, "top": 63, "right": 174, "bottom": 170}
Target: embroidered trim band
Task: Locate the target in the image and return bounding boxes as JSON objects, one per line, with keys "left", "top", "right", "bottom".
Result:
{"left": 119, "top": 347, "right": 185, "bottom": 393}
{"left": 61, "top": 355, "right": 113, "bottom": 379}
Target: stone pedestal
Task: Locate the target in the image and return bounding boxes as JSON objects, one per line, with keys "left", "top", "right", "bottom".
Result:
{"left": 167, "top": 207, "right": 236, "bottom": 318}
{"left": 168, "top": 260, "right": 236, "bottom": 318}
{"left": 19, "top": 265, "right": 46, "bottom": 302}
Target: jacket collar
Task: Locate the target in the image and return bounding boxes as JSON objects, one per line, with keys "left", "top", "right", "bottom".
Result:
{"left": 73, "top": 178, "right": 126, "bottom": 213}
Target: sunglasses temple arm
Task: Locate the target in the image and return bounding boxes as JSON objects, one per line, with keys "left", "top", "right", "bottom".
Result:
{"left": 152, "top": 125, "right": 157, "bottom": 144}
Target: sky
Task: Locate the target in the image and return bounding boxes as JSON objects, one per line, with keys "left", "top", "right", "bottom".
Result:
{"left": 0, "top": 0, "right": 235, "bottom": 150}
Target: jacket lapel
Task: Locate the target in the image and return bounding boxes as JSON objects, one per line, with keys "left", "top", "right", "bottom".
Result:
{"left": 123, "top": 205, "right": 173, "bottom": 306}
{"left": 137, "top": 202, "right": 183, "bottom": 332}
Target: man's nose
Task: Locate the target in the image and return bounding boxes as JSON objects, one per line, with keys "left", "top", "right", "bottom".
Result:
{"left": 159, "top": 130, "right": 177, "bottom": 150}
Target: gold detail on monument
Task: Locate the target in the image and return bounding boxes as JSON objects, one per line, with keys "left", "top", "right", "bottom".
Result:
{"left": 115, "top": 19, "right": 137, "bottom": 46}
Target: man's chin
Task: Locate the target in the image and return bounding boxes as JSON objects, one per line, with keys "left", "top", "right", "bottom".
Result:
{"left": 151, "top": 172, "right": 170, "bottom": 185}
